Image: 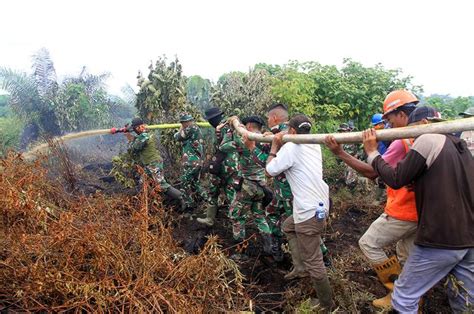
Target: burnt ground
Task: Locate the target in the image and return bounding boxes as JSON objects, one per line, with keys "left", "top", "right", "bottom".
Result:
{"left": 169, "top": 190, "right": 452, "bottom": 313}
{"left": 46, "top": 138, "right": 452, "bottom": 313}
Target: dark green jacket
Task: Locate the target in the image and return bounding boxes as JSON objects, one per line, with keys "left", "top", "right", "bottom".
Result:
{"left": 128, "top": 132, "right": 162, "bottom": 167}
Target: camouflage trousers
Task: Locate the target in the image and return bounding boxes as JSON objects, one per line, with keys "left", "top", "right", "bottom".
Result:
{"left": 208, "top": 172, "right": 238, "bottom": 207}
{"left": 229, "top": 179, "right": 272, "bottom": 241}
{"left": 180, "top": 165, "right": 208, "bottom": 208}
{"left": 344, "top": 165, "right": 358, "bottom": 189}
{"left": 143, "top": 163, "right": 171, "bottom": 191}
{"left": 265, "top": 197, "right": 293, "bottom": 237}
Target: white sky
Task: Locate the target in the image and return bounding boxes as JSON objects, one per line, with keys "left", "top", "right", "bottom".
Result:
{"left": 1, "top": 0, "right": 473, "bottom": 97}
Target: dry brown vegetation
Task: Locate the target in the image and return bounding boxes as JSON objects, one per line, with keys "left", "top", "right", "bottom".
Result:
{"left": 0, "top": 153, "right": 245, "bottom": 312}
{"left": 0, "top": 147, "right": 453, "bottom": 313}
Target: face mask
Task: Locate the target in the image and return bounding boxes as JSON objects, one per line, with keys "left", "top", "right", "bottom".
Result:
{"left": 208, "top": 116, "right": 223, "bottom": 128}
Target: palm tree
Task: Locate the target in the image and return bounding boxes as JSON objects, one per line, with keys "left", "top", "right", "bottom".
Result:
{"left": 0, "top": 48, "right": 61, "bottom": 148}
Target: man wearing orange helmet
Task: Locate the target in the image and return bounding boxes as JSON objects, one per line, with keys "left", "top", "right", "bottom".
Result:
{"left": 325, "top": 90, "right": 418, "bottom": 309}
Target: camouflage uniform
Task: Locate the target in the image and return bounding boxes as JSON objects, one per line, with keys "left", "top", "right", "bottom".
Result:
{"left": 342, "top": 143, "right": 364, "bottom": 188}
{"left": 220, "top": 132, "right": 272, "bottom": 240}
{"left": 265, "top": 123, "right": 293, "bottom": 237}
{"left": 129, "top": 132, "right": 170, "bottom": 191}
{"left": 174, "top": 124, "right": 208, "bottom": 207}
{"left": 208, "top": 121, "right": 241, "bottom": 208}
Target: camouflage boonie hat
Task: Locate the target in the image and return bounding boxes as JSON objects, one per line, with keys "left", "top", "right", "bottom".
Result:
{"left": 337, "top": 123, "right": 352, "bottom": 132}
{"left": 459, "top": 107, "right": 474, "bottom": 117}
{"left": 179, "top": 113, "right": 194, "bottom": 122}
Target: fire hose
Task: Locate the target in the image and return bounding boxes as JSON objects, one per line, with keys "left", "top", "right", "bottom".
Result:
{"left": 228, "top": 116, "right": 474, "bottom": 144}
{"left": 22, "top": 117, "right": 474, "bottom": 161}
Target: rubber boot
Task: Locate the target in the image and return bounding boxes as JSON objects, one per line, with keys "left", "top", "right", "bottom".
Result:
{"left": 373, "top": 256, "right": 401, "bottom": 289}
{"left": 372, "top": 256, "right": 401, "bottom": 309}
{"left": 373, "top": 292, "right": 393, "bottom": 309}
{"left": 261, "top": 233, "right": 274, "bottom": 255}
{"left": 284, "top": 237, "right": 309, "bottom": 280}
{"left": 261, "top": 234, "right": 284, "bottom": 262}
{"left": 196, "top": 204, "right": 217, "bottom": 226}
{"left": 165, "top": 186, "right": 186, "bottom": 212}
{"left": 310, "top": 276, "right": 335, "bottom": 313}
{"left": 272, "top": 236, "right": 284, "bottom": 262}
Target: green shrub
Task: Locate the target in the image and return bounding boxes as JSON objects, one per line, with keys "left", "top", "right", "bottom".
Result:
{"left": 0, "top": 117, "right": 23, "bottom": 156}
{"left": 322, "top": 146, "right": 345, "bottom": 185}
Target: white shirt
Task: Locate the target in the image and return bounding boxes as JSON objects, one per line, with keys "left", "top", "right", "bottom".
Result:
{"left": 266, "top": 142, "right": 329, "bottom": 223}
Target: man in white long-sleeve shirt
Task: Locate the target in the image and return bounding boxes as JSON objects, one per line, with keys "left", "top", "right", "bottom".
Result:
{"left": 266, "top": 114, "right": 334, "bottom": 311}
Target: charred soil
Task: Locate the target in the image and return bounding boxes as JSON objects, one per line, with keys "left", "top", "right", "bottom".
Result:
{"left": 1, "top": 145, "right": 452, "bottom": 313}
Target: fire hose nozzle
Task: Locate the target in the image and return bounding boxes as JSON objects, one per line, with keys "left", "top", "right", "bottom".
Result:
{"left": 110, "top": 126, "right": 131, "bottom": 134}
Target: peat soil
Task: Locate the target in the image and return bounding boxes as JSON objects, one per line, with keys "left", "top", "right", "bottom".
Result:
{"left": 72, "top": 160, "right": 451, "bottom": 313}
{"left": 171, "top": 195, "right": 450, "bottom": 313}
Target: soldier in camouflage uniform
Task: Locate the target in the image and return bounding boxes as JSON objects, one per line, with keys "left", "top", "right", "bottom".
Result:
{"left": 225, "top": 115, "right": 282, "bottom": 260}
{"left": 220, "top": 117, "right": 271, "bottom": 237}
{"left": 197, "top": 107, "right": 241, "bottom": 227}
{"left": 338, "top": 122, "right": 362, "bottom": 189}
{"left": 125, "top": 117, "right": 185, "bottom": 210}
{"left": 174, "top": 113, "right": 208, "bottom": 210}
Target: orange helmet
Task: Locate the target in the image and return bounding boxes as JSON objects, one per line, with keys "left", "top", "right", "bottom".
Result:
{"left": 382, "top": 90, "right": 419, "bottom": 118}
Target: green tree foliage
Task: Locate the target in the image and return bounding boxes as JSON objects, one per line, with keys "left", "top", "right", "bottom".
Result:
{"left": 186, "top": 75, "right": 212, "bottom": 112}
{"left": 136, "top": 56, "right": 189, "bottom": 124}
{"left": 0, "top": 50, "right": 61, "bottom": 136}
{"left": 55, "top": 67, "right": 137, "bottom": 131}
{"left": 210, "top": 69, "right": 273, "bottom": 118}
{"left": 0, "top": 116, "right": 23, "bottom": 156}
{"left": 0, "top": 49, "right": 129, "bottom": 139}
{"left": 261, "top": 59, "right": 422, "bottom": 132}
{"left": 0, "top": 94, "right": 10, "bottom": 117}
{"left": 424, "top": 95, "right": 474, "bottom": 118}
{"left": 135, "top": 56, "right": 198, "bottom": 173}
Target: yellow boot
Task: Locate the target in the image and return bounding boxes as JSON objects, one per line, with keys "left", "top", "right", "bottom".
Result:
{"left": 373, "top": 292, "right": 393, "bottom": 309}
{"left": 373, "top": 256, "right": 401, "bottom": 289}
{"left": 372, "top": 256, "right": 401, "bottom": 309}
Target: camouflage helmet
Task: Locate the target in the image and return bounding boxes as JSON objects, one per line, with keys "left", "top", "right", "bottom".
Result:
{"left": 459, "top": 107, "right": 474, "bottom": 117}
{"left": 179, "top": 113, "right": 194, "bottom": 122}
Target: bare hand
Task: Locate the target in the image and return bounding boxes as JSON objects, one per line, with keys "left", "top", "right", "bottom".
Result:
{"left": 324, "top": 135, "right": 343, "bottom": 155}
{"left": 272, "top": 132, "right": 284, "bottom": 150}
{"left": 242, "top": 133, "right": 256, "bottom": 151}
{"left": 263, "top": 131, "right": 273, "bottom": 137}
{"left": 362, "top": 128, "right": 378, "bottom": 155}
{"left": 227, "top": 116, "right": 239, "bottom": 127}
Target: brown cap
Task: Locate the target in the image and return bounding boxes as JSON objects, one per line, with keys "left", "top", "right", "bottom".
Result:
{"left": 288, "top": 114, "right": 312, "bottom": 134}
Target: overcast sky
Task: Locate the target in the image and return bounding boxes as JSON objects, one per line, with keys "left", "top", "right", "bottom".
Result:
{"left": 1, "top": 0, "right": 473, "bottom": 97}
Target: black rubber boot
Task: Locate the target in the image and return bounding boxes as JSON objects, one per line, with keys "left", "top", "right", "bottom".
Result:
{"left": 261, "top": 234, "right": 284, "bottom": 262}
{"left": 165, "top": 186, "right": 186, "bottom": 212}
